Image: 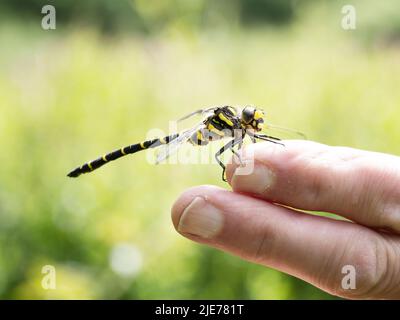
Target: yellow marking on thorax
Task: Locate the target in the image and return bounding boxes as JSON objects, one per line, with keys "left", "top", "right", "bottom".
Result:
{"left": 208, "top": 123, "right": 225, "bottom": 136}
{"left": 218, "top": 113, "right": 233, "bottom": 126}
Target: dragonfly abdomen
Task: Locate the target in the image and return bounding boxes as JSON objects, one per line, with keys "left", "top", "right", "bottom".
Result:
{"left": 67, "top": 133, "right": 179, "bottom": 178}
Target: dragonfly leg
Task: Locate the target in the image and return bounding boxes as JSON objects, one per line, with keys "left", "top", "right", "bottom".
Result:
{"left": 215, "top": 151, "right": 227, "bottom": 182}
{"left": 253, "top": 134, "right": 285, "bottom": 147}
{"left": 232, "top": 131, "right": 246, "bottom": 166}
{"left": 215, "top": 138, "right": 243, "bottom": 182}
{"left": 256, "top": 133, "right": 281, "bottom": 141}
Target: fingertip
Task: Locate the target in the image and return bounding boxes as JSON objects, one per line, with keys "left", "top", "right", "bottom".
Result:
{"left": 170, "top": 185, "right": 225, "bottom": 230}
{"left": 227, "top": 140, "right": 327, "bottom": 192}
{"left": 226, "top": 142, "right": 282, "bottom": 192}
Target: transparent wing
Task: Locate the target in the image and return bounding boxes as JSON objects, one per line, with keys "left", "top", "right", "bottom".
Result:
{"left": 155, "top": 123, "right": 206, "bottom": 164}
{"left": 177, "top": 107, "right": 218, "bottom": 123}
{"left": 263, "top": 123, "right": 307, "bottom": 140}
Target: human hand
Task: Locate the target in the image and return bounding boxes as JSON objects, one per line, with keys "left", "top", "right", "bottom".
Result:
{"left": 171, "top": 141, "right": 400, "bottom": 299}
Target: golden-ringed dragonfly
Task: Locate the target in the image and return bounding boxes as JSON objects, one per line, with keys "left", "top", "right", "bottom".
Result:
{"left": 67, "top": 106, "right": 305, "bottom": 181}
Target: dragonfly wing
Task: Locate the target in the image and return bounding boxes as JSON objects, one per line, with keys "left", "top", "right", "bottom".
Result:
{"left": 263, "top": 123, "right": 307, "bottom": 140}
{"left": 177, "top": 107, "right": 217, "bottom": 123}
{"left": 155, "top": 123, "right": 206, "bottom": 164}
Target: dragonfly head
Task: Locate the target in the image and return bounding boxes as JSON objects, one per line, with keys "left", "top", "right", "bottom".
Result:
{"left": 241, "top": 106, "right": 265, "bottom": 132}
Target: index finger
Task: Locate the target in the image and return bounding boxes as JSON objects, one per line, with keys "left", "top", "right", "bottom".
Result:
{"left": 226, "top": 140, "right": 400, "bottom": 233}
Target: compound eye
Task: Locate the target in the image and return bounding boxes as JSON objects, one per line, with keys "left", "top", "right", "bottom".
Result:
{"left": 242, "top": 107, "right": 255, "bottom": 124}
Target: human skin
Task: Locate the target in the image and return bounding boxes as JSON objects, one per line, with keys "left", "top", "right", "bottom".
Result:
{"left": 171, "top": 141, "right": 400, "bottom": 299}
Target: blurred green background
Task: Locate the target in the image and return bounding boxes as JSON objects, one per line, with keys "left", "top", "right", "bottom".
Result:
{"left": 0, "top": 0, "right": 399, "bottom": 299}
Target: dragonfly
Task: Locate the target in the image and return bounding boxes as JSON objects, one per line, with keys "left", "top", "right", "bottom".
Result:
{"left": 67, "top": 106, "right": 305, "bottom": 181}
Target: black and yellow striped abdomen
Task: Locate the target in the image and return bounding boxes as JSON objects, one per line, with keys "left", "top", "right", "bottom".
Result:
{"left": 67, "top": 133, "right": 179, "bottom": 178}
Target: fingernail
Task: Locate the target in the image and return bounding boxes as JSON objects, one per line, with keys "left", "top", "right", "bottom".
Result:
{"left": 231, "top": 163, "right": 275, "bottom": 194}
{"left": 178, "top": 197, "right": 224, "bottom": 239}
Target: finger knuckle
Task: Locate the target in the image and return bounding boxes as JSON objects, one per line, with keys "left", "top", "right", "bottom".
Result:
{"left": 326, "top": 232, "right": 390, "bottom": 299}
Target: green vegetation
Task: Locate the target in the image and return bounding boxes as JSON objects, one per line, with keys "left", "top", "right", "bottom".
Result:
{"left": 0, "top": 1, "right": 399, "bottom": 299}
